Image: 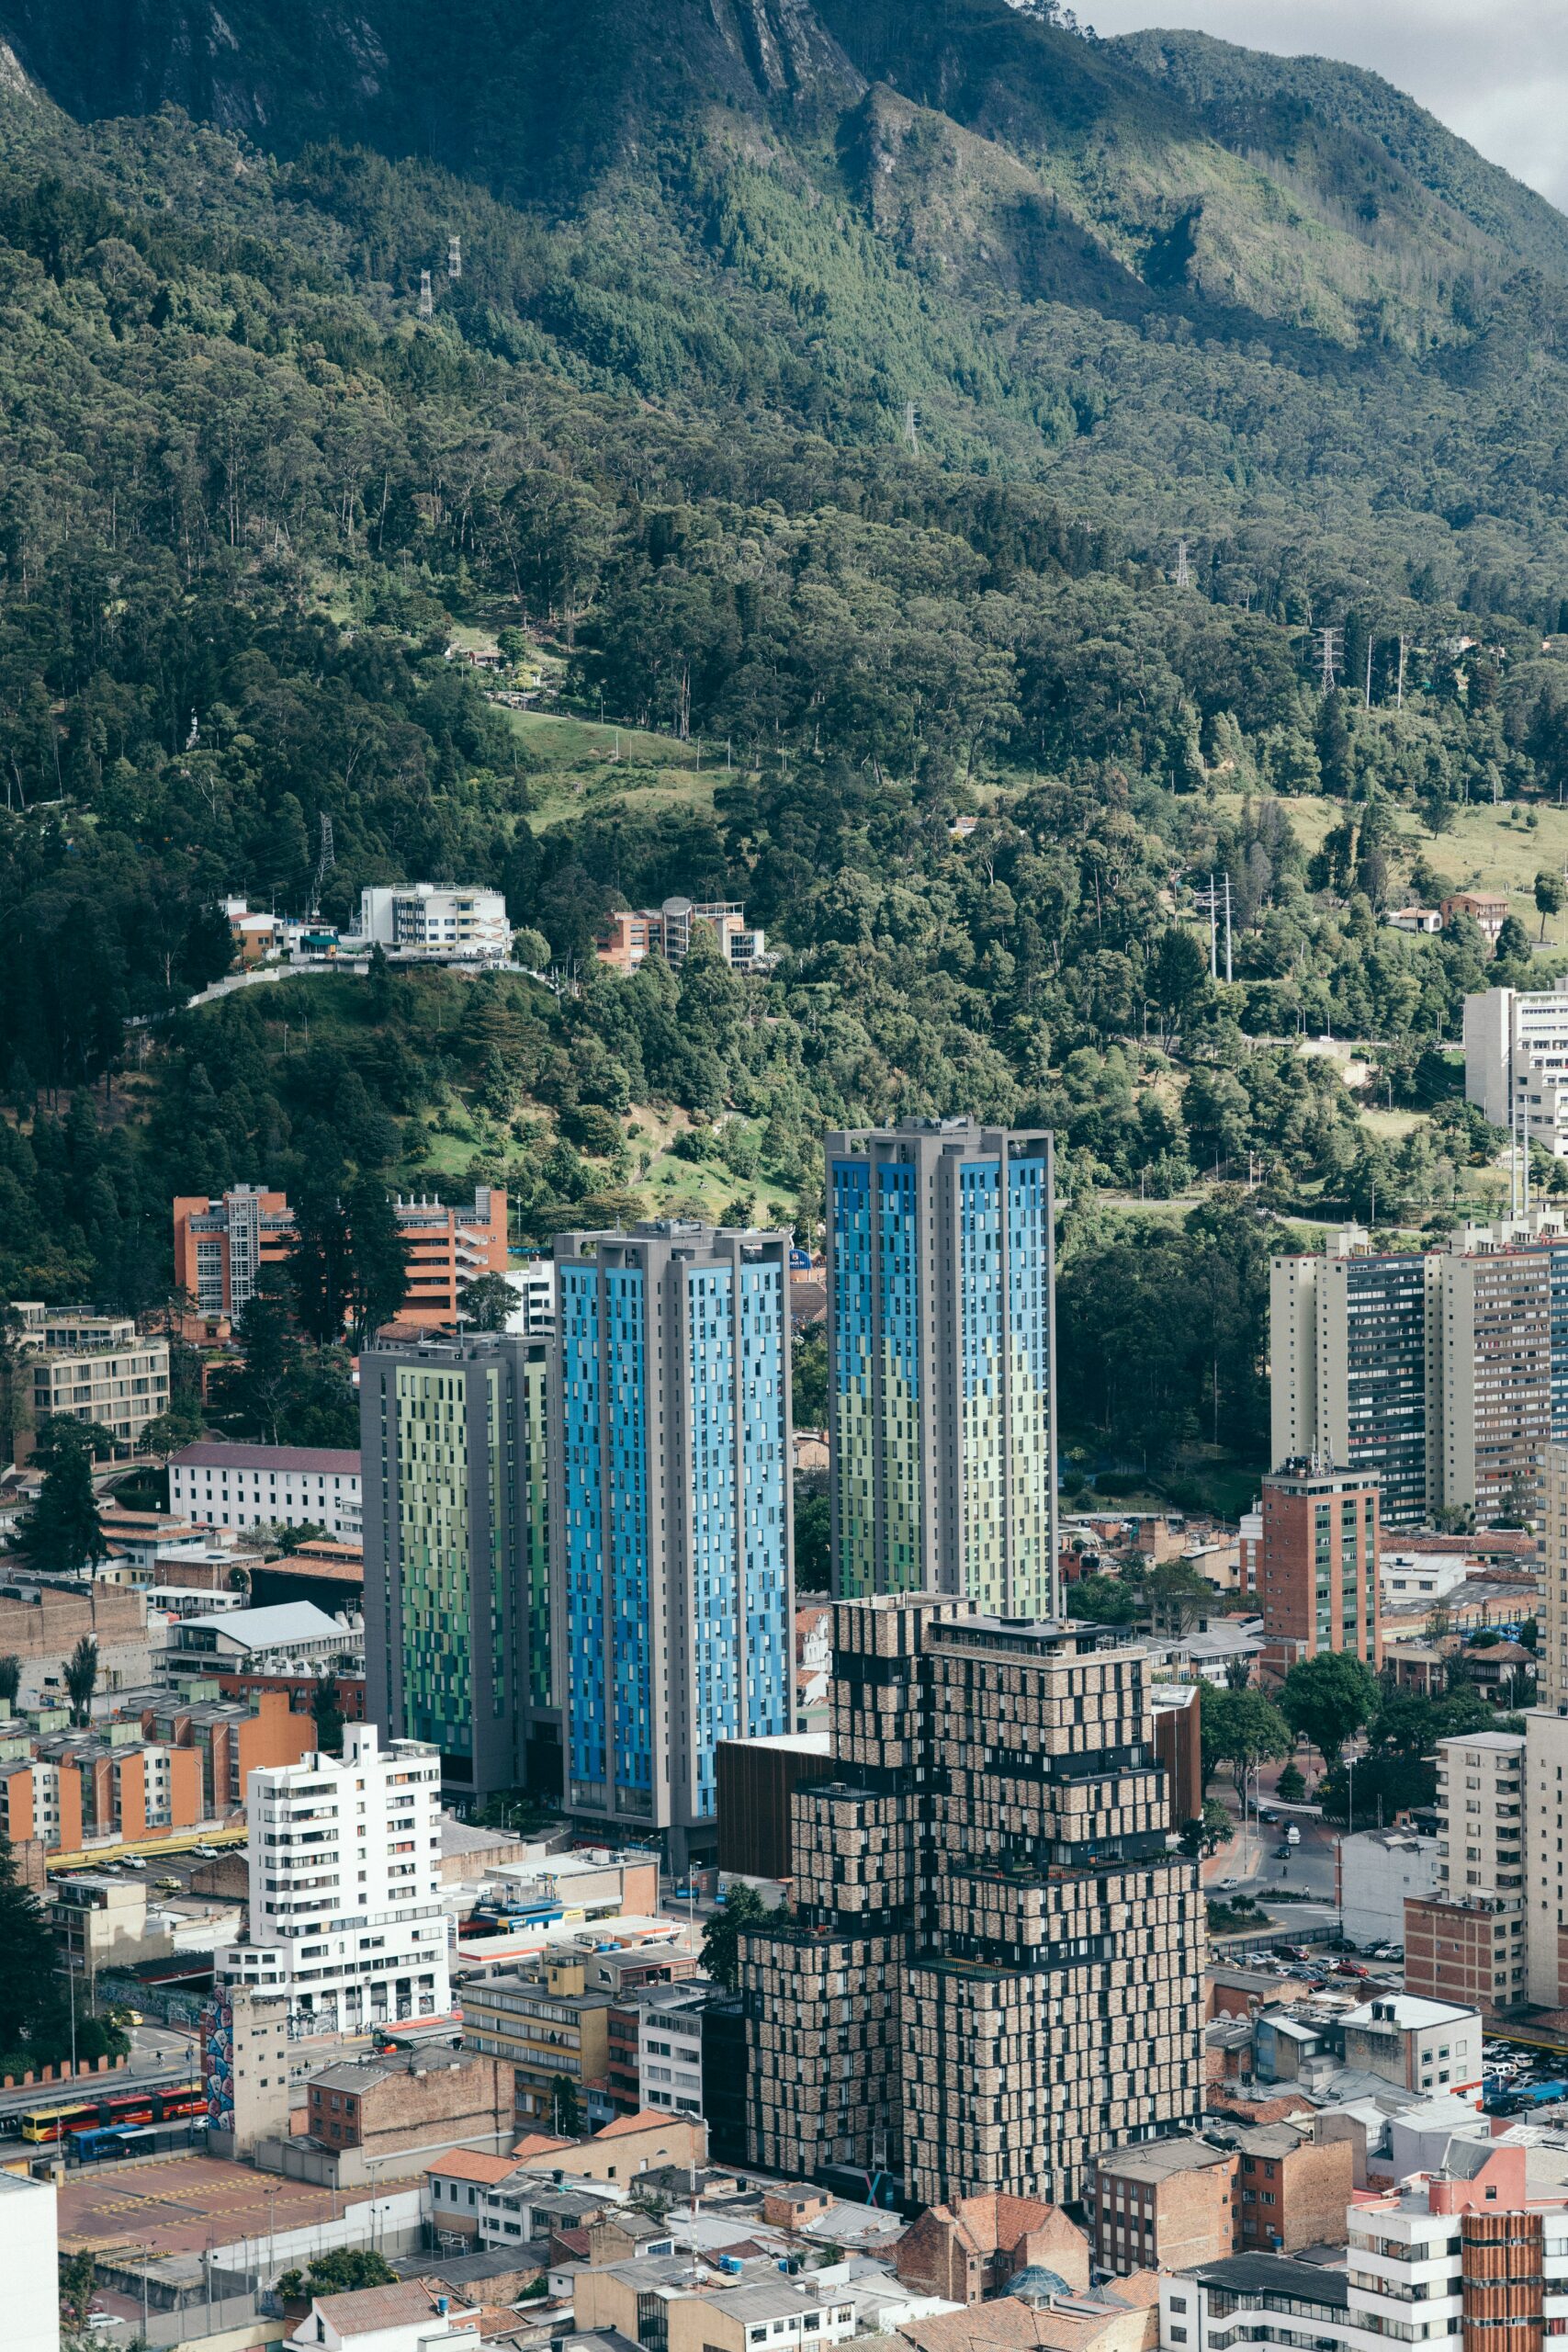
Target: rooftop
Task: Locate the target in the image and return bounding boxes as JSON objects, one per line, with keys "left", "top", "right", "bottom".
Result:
{"left": 1099, "top": 2135, "right": 1235, "bottom": 2182}
{"left": 1183, "top": 2256, "right": 1349, "bottom": 2308}
{"left": 173, "top": 1600, "right": 349, "bottom": 1650}
{"left": 171, "top": 1442, "right": 361, "bottom": 1476}
{"left": 1346, "top": 1995, "right": 1478, "bottom": 2031}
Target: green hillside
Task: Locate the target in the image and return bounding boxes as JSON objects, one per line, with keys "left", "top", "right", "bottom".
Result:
{"left": 5, "top": 2, "right": 1568, "bottom": 1482}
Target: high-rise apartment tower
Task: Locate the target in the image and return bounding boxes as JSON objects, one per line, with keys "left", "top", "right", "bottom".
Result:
{"left": 739, "top": 1599, "right": 1204, "bottom": 2208}
{"left": 826, "top": 1121, "right": 1056, "bottom": 1614}
{"left": 551, "top": 1222, "right": 792, "bottom": 1865}
{"left": 361, "top": 1329, "right": 554, "bottom": 1799}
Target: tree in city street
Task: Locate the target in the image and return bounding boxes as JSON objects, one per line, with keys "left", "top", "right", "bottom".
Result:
{"left": 1146, "top": 1559, "right": 1213, "bottom": 1637}
{"left": 1278, "top": 1651, "right": 1381, "bottom": 1768}
{"left": 1200, "top": 1683, "right": 1291, "bottom": 1793}
{"left": 1275, "top": 1762, "right": 1306, "bottom": 1804}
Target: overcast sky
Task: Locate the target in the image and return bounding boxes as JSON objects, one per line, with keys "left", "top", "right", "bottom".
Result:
{"left": 1080, "top": 1, "right": 1568, "bottom": 210}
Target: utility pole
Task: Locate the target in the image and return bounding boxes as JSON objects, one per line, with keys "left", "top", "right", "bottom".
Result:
{"left": 1365, "top": 634, "right": 1374, "bottom": 706}
{"left": 1207, "top": 871, "right": 1217, "bottom": 978}
{"left": 1314, "top": 626, "right": 1344, "bottom": 695}
{"left": 1395, "top": 634, "right": 1407, "bottom": 711}
{"left": 1224, "top": 871, "right": 1233, "bottom": 984}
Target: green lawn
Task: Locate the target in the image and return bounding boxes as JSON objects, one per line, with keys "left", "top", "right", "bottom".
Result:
{"left": 501, "top": 707, "right": 727, "bottom": 830}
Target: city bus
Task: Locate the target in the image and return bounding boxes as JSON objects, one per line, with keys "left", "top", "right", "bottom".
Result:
{"left": 20, "top": 2079, "right": 204, "bottom": 2143}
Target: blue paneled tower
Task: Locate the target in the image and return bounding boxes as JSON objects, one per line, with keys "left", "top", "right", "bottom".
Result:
{"left": 551, "top": 1221, "right": 793, "bottom": 1866}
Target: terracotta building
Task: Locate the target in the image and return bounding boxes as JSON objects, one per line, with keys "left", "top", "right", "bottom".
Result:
{"left": 896, "top": 2194, "right": 1090, "bottom": 2304}
{"left": 1258, "top": 1461, "right": 1382, "bottom": 1682}
{"left": 172, "top": 1183, "right": 507, "bottom": 1331}
{"left": 1091, "top": 2136, "right": 1237, "bottom": 2277}
{"left": 1227, "top": 2120, "right": 1355, "bottom": 2255}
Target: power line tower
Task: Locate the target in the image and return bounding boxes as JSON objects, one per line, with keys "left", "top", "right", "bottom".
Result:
{"left": 1174, "top": 537, "right": 1192, "bottom": 590}
{"left": 1191, "top": 874, "right": 1233, "bottom": 981}
{"left": 310, "top": 814, "right": 335, "bottom": 918}
{"left": 902, "top": 401, "right": 919, "bottom": 456}
{"left": 418, "top": 269, "right": 434, "bottom": 319}
{"left": 447, "top": 235, "right": 463, "bottom": 281}
{"left": 1314, "top": 626, "right": 1344, "bottom": 695}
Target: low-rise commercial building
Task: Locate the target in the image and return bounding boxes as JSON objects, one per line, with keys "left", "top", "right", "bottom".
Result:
{"left": 594, "top": 899, "right": 766, "bottom": 972}
{"left": 301, "top": 2049, "right": 516, "bottom": 2179}
{"left": 460, "top": 1959, "right": 611, "bottom": 2125}
{"left": 1338, "top": 1995, "right": 1482, "bottom": 2102}
{"left": 164, "top": 1600, "right": 363, "bottom": 1689}
{"left": 897, "top": 2193, "right": 1089, "bottom": 2304}
{"left": 574, "top": 2261, "right": 859, "bottom": 2352}
{"left": 1337, "top": 1830, "right": 1439, "bottom": 1951}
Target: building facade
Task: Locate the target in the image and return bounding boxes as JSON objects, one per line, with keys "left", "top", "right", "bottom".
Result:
{"left": 218, "top": 1722, "right": 449, "bottom": 2034}
{"left": 1269, "top": 1212, "right": 1568, "bottom": 1527}
{"left": 391, "top": 1188, "right": 510, "bottom": 1327}
{"left": 170, "top": 1442, "right": 363, "bottom": 1538}
{"left": 173, "top": 1185, "right": 295, "bottom": 1317}
{"left": 361, "top": 1330, "right": 553, "bottom": 1801}
{"left": 1465, "top": 975, "right": 1568, "bottom": 1149}
{"left": 551, "top": 1222, "right": 793, "bottom": 1863}
{"left": 1258, "top": 1462, "right": 1382, "bottom": 1676}
{"left": 17, "top": 1309, "right": 170, "bottom": 1456}
{"left": 739, "top": 1599, "right": 1205, "bottom": 2209}
{"left": 1269, "top": 1230, "right": 1436, "bottom": 1525}
{"left": 357, "top": 884, "right": 511, "bottom": 962}
{"left": 594, "top": 898, "right": 766, "bottom": 972}
{"left": 168, "top": 1185, "right": 508, "bottom": 1338}
{"left": 826, "top": 1120, "right": 1056, "bottom": 1614}
{"left": 1404, "top": 1730, "right": 1527, "bottom": 2014}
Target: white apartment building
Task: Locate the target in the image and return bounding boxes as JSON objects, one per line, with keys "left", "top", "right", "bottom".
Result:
{"left": 637, "top": 1983, "right": 705, "bottom": 2116}
{"left": 0, "top": 2171, "right": 59, "bottom": 2352}
{"left": 1434, "top": 1730, "right": 1528, "bottom": 2001}
{"left": 357, "top": 885, "right": 511, "bottom": 964}
{"left": 1159, "top": 2149, "right": 1568, "bottom": 2352}
{"left": 1526, "top": 1442, "right": 1568, "bottom": 2005}
{"left": 169, "top": 1442, "right": 363, "bottom": 1537}
{"left": 502, "top": 1262, "right": 556, "bottom": 1337}
{"left": 1465, "top": 977, "right": 1568, "bottom": 1152}
{"left": 218, "top": 1723, "right": 449, "bottom": 2035}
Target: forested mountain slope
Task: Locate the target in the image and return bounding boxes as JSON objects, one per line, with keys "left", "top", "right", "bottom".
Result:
{"left": 2, "top": 5, "right": 1568, "bottom": 1481}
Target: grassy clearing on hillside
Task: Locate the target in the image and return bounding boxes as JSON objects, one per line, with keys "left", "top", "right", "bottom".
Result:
{"left": 502, "top": 707, "right": 721, "bottom": 831}
{"left": 1225, "top": 791, "right": 1568, "bottom": 943}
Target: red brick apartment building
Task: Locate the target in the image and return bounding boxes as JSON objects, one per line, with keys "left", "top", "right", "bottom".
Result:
{"left": 1259, "top": 1461, "right": 1382, "bottom": 1680}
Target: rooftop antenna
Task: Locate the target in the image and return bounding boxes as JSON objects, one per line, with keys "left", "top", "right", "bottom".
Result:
{"left": 902, "top": 401, "right": 919, "bottom": 457}
{"left": 419, "top": 270, "right": 434, "bottom": 319}
{"left": 1175, "top": 537, "right": 1192, "bottom": 590}
{"left": 447, "top": 235, "right": 462, "bottom": 282}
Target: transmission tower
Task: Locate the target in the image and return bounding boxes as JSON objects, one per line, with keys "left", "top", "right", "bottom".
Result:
{"left": 310, "top": 813, "right": 335, "bottom": 917}
{"left": 419, "top": 269, "right": 434, "bottom": 319}
{"left": 1174, "top": 537, "right": 1192, "bottom": 590}
{"left": 447, "top": 234, "right": 463, "bottom": 281}
{"left": 1314, "top": 626, "right": 1344, "bottom": 695}
{"left": 902, "top": 401, "right": 919, "bottom": 456}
